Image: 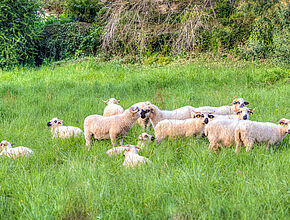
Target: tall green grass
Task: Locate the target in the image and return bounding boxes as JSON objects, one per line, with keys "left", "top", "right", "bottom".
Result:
{"left": 0, "top": 58, "right": 289, "bottom": 219}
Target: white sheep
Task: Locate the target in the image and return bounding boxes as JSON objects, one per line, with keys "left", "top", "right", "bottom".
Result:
{"left": 132, "top": 101, "right": 152, "bottom": 129}
{"left": 0, "top": 141, "right": 33, "bottom": 158}
{"left": 155, "top": 111, "right": 215, "bottom": 143}
{"left": 235, "top": 118, "right": 290, "bottom": 153}
{"left": 123, "top": 145, "right": 151, "bottom": 168}
{"left": 47, "top": 118, "right": 84, "bottom": 139}
{"left": 84, "top": 106, "right": 141, "bottom": 148}
{"left": 106, "top": 133, "right": 155, "bottom": 157}
{"left": 204, "top": 119, "right": 241, "bottom": 154}
{"left": 214, "top": 107, "right": 255, "bottom": 121}
{"left": 195, "top": 98, "right": 250, "bottom": 115}
{"left": 103, "top": 98, "right": 125, "bottom": 117}
{"left": 140, "top": 104, "right": 195, "bottom": 128}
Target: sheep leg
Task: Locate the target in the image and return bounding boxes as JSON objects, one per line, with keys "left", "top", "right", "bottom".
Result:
{"left": 235, "top": 142, "right": 243, "bottom": 154}
{"left": 245, "top": 142, "right": 253, "bottom": 152}
{"left": 119, "top": 138, "right": 124, "bottom": 146}
{"left": 85, "top": 131, "right": 93, "bottom": 148}
{"left": 110, "top": 133, "right": 118, "bottom": 146}
{"left": 266, "top": 142, "right": 271, "bottom": 150}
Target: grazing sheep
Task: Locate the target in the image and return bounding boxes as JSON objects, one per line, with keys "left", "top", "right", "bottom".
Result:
{"left": 0, "top": 141, "right": 33, "bottom": 158}
{"left": 140, "top": 104, "right": 195, "bottom": 128}
{"left": 123, "top": 145, "right": 151, "bottom": 168}
{"left": 235, "top": 118, "right": 290, "bottom": 153}
{"left": 84, "top": 106, "right": 141, "bottom": 148}
{"left": 47, "top": 118, "right": 84, "bottom": 139}
{"left": 103, "top": 98, "right": 125, "bottom": 117}
{"left": 155, "top": 111, "right": 215, "bottom": 143}
{"left": 132, "top": 101, "right": 152, "bottom": 129}
{"left": 214, "top": 107, "right": 255, "bottom": 120}
{"left": 195, "top": 98, "right": 250, "bottom": 115}
{"left": 106, "top": 132, "right": 155, "bottom": 156}
{"left": 204, "top": 119, "right": 241, "bottom": 154}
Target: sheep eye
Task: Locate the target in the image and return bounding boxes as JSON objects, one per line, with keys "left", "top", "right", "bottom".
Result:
{"left": 209, "top": 115, "right": 214, "bottom": 119}
{"left": 144, "top": 135, "right": 148, "bottom": 138}
{"left": 54, "top": 120, "right": 57, "bottom": 123}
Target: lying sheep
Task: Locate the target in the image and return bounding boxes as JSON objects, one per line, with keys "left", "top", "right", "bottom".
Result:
{"left": 47, "top": 118, "right": 84, "bottom": 139}
{"left": 84, "top": 106, "right": 140, "bottom": 148}
{"left": 140, "top": 104, "right": 195, "bottom": 128}
{"left": 106, "top": 132, "right": 155, "bottom": 157}
{"left": 155, "top": 111, "right": 215, "bottom": 143}
{"left": 123, "top": 145, "right": 151, "bottom": 168}
{"left": 235, "top": 118, "right": 290, "bottom": 153}
{"left": 103, "top": 98, "right": 124, "bottom": 117}
{"left": 0, "top": 141, "right": 33, "bottom": 158}
{"left": 204, "top": 119, "right": 241, "bottom": 154}
{"left": 214, "top": 107, "right": 255, "bottom": 120}
{"left": 132, "top": 101, "right": 152, "bottom": 129}
{"left": 195, "top": 98, "right": 250, "bottom": 115}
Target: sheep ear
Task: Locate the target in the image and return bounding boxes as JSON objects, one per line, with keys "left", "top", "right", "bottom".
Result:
{"left": 249, "top": 107, "right": 256, "bottom": 111}
{"left": 117, "top": 100, "right": 120, "bottom": 103}
{"left": 150, "top": 107, "right": 154, "bottom": 113}
{"left": 232, "top": 99, "right": 238, "bottom": 104}
{"left": 104, "top": 100, "right": 109, "bottom": 104}
{"left": 129, "top": 107, "right": 139, "bottom": 113}
{"left": 244, "top": 101, "right": 250, "bottom": 105}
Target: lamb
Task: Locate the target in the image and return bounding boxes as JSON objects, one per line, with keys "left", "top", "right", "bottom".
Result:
{"left": 103, "top": 98, "right": 125, "bottom": 117}
{"left": 235, "top": 118, "right": 290, "bottom": 153}
{"left": 84, "top": 106, "right": 141, "bottom": 148}
{"left": 155, "top": 111, "right": 215, "bottom": 143}
{"left": 106, "top": 132, "right": 155, "bottom": 157}
{"left": 140, "top": 103, "right": 196, "bottom": 128}
{"left": 132, "top": 101, "right": 152, "bottom": 129}
{"left": 123, "top": 145, "right": 151, "bottom": 168}
{"left": 47, "top": 118, "right": 84, "bottom": 139}
{"left": 214, "top": 107, "right": 255, "bottom": 120}
{"left": 195, "top": 98, "right": 250, "bottom": 115}
{"left": 0, "top": 141, "right": 33, "bottom": 158}
{"left": 204, "top": 119, "right": 241, "bottom": 154}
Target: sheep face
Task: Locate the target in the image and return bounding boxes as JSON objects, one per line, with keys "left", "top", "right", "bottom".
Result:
{"left": 278, "top": 118, "right": 290, "bottom": 134}
{"left": 138, "top": 133, "right": 155, "bottom": 142}
{"left": 235, "top": 107, "right": 255, "bottom": 120}
{"left": 104, "top": 98, "right": 120, "bottom": 105}
{"left": 232, "top": 98, "right": 250, "bottom": 111}
{"left": 191, "top": 111, "right": 215, "bottom": 124}
{"left": 140, "top": 105, "right": 154, "bottom": 119}
{"left": 0, "top": 140, "right": 13, "bottom": 149}
{"left": 47, "top": 118, "right": 63, "bottom": 127}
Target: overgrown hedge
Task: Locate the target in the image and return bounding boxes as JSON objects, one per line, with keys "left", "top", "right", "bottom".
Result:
{"left": 0, "top": 0, "right": 289, "bottom": 69}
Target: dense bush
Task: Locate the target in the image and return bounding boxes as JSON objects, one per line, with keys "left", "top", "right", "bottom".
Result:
{"left": 0, "top": 0, "right": 42, "bottom": 69}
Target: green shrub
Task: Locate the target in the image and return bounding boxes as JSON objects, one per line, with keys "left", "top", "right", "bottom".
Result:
{"left": 0, "top": 0, "right": 42, "bottom": 69}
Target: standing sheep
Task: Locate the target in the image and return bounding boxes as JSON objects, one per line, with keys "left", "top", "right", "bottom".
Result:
{"left": 214, "top": 107, "right": 255, "bottom": 120}
{"left": 204, "top": 119, "right": 241, "bottom": 154}
{"left": 0, "top": 141, "right": 33, "bottom": 158}
{"left": 47, "top": 118, "right": 84, "bottom": 139}
{"left": 132, "top": 101, "right": 152, "bottom": 129}
{"left": 195, "top": 98, "right": 250, "bottom": 115}
{"left": 103, "top": 98, "right": 124, "bottom": 117}
{"left": 140, "top": 104, "right": 195, "bottom": 128}
{"left": 235, "top": 118, "right": 290, "bottom": 153}
{"left": 123, "top": 145, "right": 151, "bottom": 168}
{"left": 84, "top": 106, "right": 140, "bottom": 148}
{"left": 155, "top": 111, "right": 215, "bottom": 143}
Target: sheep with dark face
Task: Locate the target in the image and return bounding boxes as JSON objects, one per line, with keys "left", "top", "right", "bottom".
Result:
{"left": 106, "top": 132, "right": 155, "bottom": 157}
{"left": 154, "top": 111, "right": 215, "bottom": 143}
{"left": 0, "top": 141, "right": 33, "bottom": 158}
{"left": 235, "top": 118, "right": 290, "bottom": 153}
{"left": 214, "top": 107, "right": 255, "bottom": 120}
{"left": 84, "top": 106, "right": 141, "bottom": 148}
{"left": 47, "top": 118, "right": 84, "bottom": 139}
{"left": 132, "top": 101, "right": 152, "bottom": 129}
{"left": 140, "top": 103, "right": 195, "bottom": 128}
{"left": 195, "top": 98, "right": 250, "bottom": 115}
{"left": 103, "top": 98, "right": 124, "bottom": 117}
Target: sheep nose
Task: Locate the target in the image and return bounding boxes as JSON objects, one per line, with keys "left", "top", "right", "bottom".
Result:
{"left": 243, "top": 115, "right": 248, "bottom": 120}
{"left": 140, "top": 110, "right": 147, "bottom": 119}
{"left": 151, "top": 137, "right": 155, "bottom": 141}
{"left": 47, "top": 121, "right": 52, "bottom": 126}
{"left": 204, "top": 118, "right": 208, "bottom": 124}
{"left": 288, "top": 130, "right": 290, "bottom": 134}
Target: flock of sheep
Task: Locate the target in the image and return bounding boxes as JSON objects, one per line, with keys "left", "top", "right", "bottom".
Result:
{"left": 1, "top": 98, "right": 289, "bottom": 168}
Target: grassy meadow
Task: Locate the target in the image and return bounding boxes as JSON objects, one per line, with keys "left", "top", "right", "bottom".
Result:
{"left": 0, "top": 58, "right": 289, "bottom": 219}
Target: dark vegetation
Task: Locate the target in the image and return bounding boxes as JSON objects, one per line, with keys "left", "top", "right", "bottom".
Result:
{"left": 0, "top": 0, "right": 289, "bottom": 69}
